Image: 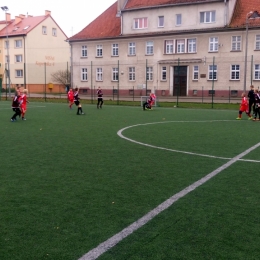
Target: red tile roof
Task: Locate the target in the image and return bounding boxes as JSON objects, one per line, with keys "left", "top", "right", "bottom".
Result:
{"left": 69, "top": 2, "right": 120, "bottom": 41}
{"left": 229, "top": 0, "right": 260, "bottom": 28}
{"left": 0, "top": 15, "right": 67, "bottom": 38}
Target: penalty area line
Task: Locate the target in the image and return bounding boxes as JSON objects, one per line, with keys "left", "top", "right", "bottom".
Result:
{"left": 78, "top": 142, "right": 260, "bottom": 260}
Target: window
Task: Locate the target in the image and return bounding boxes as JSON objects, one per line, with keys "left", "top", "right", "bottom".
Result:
{"left": 96, "top": 68, "right": 103, "bottom": 81}
{"left": 15, "top": 40, "right": 22, "bottom": 48}
{"left": 112, "top": 44, "right": 119, "bottom": 56}
{"left": 193, "top": 66, "right": 199, "bottom": 80}
{"left": 208, "top": 65, "right": 217, "bottom": 80}
{"left": 15, "top": 55, "right": 22, "bottom": 63}
{"left": 134, "top": 18, "right": 148, "bottom": 29}
{"left": 158, "top": 16, "right": 164, "bottom": 27}
{"left": 161, "top": 66, "right": 167, "bottom": 80}
{"left": 15, "top": 70, "right": 23, "bottom": 77}
{"left": 52, "top": 28, "right": 57, "bottom": 36}
{"left": 81, "top": 68, "right": 88, "bottom": 81}
{"left": 254, "top": 64, "right": 260, "bottom": 80}
{"left": 230, "top": 65, "right": 240, "bottom": 80}
{"left": 188, "top": 38, "right": 197, "bottom": 53}
{"left": 112, "top": 68, "right": 119, "bottom": 81}
{"left": 165, "top": 40, "right": 174, "bottom": 54}
{"left": 96, "top": 45, "right": 103, "bottom": 57}
{"left": 176, "top": 39, "right": 185, "bottom": 53}
{"left": 129, "top": 67, "right": 135, "bottom": 81}
{"left": 128, "top": 42, "right": 136, "bottom": 55}
{"left": 5, "top": 55, "right": 9, "bottom": 63}
{"left": 231, "top": 36, "right": 241, "bottom": 51}
{"left": 176, "top": 14, "right": 182, "bottom": 26}
{"left": 256, "top": 35, "right": 260, "bottom": 50}
{"left": 42, "top": 26, "right": 47, "bottom": 34}
{"left": 209, "top": 37, "right": 218, "bottom": 52}
{"left": 146, "top": 67, "right": 153, "bottom": 81}
{"left": 82, "top": 46, "right": 87, "bottom": 57}
{"left": 146, "top": 41, "right": 154, "bottom": 55}
{"left": 200, "top": 11, "right": 216, "bottom": 23}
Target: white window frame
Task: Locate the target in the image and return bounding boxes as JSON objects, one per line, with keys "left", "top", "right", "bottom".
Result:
{"left": 129, "top": 67, "right": 135, "bottom": 81}
{"left": 81, "top": 46, "right": 87, "bottom": 57}
{"left": 161, "top": 66, "right": 167, "bottom": 80}
{"left": 96, "top": 68, "right": 103, "bottom": 81}
{"left": 158, "top": 16, "right": 164, "bottom": 27}
{"left": 42, "top": 26, "right": 47, "bottom": 34}
{"left": 200, "top": 11, "right": 216, "bottom": 23}
{"left": 133, "top": 18, "right": 148, "bottom": 29}
{"left": 231, "top": 36, "right": 241, "bottom": 51}
{"left": 193, "top": 65, "right": 199, "bottom": 80}
{"left": 128, "top": 42, "right": 136, "bottom": 56}
{"left": 81, "top": 68, "right": 88, "bottom": 81}
{"left": 15, "top": 55, "right": 22, "bottom": 63}
{"left": 15, "top": 69, "right": 23, "bottom": 78}
{"left": 230, "top": 65, "right": 240, "bottom": 80}
{"left": 208, "top": 65, "right": 217, "bottom": 80}
{"left": 176, "top": 39, "right": 185, "bottom": 53}
{"left": 256, "top": 35, "right": 260, "bottom": 50}
{"left": 15, "top": 40, "right": 22, "bottom": 48}
{"left": 112, "top": 68, "right": 119, "bottom": 81}
{"left": 165, "top": 40, "right": 174, "bottom": 54}
{"left": 52, "top": 28, "right": 57, "bottom": 36}
{"left": 112, "top": 43, "right": 119, "bottom": 56}
{"left": 146, "top": 67, "right": 153, "bottom": 81}
{"left": 188, "top": 38, "right": 197, "bottom": 53}
{"left": 146, "top": 41, "right": 154, "bottom": 55}
{"left": 209, "top": 37, "right": 218, "bottom": 52}
{"left": 176, "top": 14, "right": 182, "bottom": 26}
{"left": 4, "top": 40, "right": 9, "bottom": 49}
{"left": 96, "top": 45, "right": 103, "bottom": 57}
{"left": 254, "top": 64, "right": 260, "bottom": 80}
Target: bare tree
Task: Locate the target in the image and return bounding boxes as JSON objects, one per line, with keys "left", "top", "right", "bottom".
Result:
{"left": 51, "top": 70, "right": 71, "bottom": 87}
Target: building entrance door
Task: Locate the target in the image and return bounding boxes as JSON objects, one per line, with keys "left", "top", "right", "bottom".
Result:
{"left": 173, "top": 66, "right": 187, "bottom": 96}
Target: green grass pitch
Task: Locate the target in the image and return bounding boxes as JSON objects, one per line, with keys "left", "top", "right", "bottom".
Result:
{"left": 0, "top": 101, "right": 260, "bottom": 260}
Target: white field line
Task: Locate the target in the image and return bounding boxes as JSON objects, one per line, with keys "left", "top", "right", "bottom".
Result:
{"left": 117, "top": 120, "right": 260, "bottom": 163}
{"left": 78, "top": 121, "right": 260, "bottom": 260}
{"left": 79, "top": 141, "right": 260, "bottom": 260}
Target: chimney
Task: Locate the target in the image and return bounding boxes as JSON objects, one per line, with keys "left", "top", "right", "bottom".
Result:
{"left": 15, "top": 16, "right": 22, "bottom": 24}
{"left": 117, "top": 0, "right": 126, "bottom": 12}
{"left": 6, "top": 13, "right": 11, "bottom": 21}
{"left": 19, "top": 14, "right": 26, "bottom": 19}
{"left": 45, "top": 10, "right": 51, "bottom": 16}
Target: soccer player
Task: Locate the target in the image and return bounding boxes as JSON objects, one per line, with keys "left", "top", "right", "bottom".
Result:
{"left": 74, "top": 87, "right": 84, "bottom": 115}
{"left": 11, "top": 93, "right": 22, "bottom": 122}
{"left": 252, "top": 88, "right": 260, "bottom": 121}
{"left": 96, "top": 87, "right": 103, "bottom": 109}
{"left": 143, "top": 92, "right": 156, "bottom": 110}
{"left": 236, "top": 92, "right": 252, "bottom": 120}
{"left": 67, "top": 87, "right": 74, "bottom": 109}
{"left": 20, "top": 89, "right": 29, "bottom": 120}
{"left": 247, "top": 85, "right": 255, "bottom": 115}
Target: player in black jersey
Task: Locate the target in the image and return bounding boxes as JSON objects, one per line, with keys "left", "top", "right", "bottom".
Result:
{"left": 248, "top": 85, "right": 255, "bottom": 115}
{"left": 74, "top": 88, "right": 84, "bottom": 115}
{"left": 96, "top": 87, "right": 103, "bottom": 109}
{"left": 11, "top": 94, "right": 22, "bottom": 122}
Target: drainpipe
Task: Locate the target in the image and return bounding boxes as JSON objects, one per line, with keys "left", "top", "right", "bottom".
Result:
{"left": 224, "top": 0, "right": 227, "bottom": 26}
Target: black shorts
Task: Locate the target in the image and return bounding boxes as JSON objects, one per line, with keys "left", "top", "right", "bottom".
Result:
{"left": 74, "top": 101, "right": 80, "bottom": 106}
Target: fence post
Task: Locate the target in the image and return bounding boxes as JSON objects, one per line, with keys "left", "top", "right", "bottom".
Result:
{"left": 228, "top": 86, "right": 230, "bottom": 103}
{"left": 202, "top": 86, "right": 204, "bottom": 103}
{"left": 44, "top": 62, "right": 47, "bottom": 102}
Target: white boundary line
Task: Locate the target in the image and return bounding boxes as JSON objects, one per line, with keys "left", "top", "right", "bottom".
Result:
{"left": 78, "top": 121, "right": 260, "bottom": 260}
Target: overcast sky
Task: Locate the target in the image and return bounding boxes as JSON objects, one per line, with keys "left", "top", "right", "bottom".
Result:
{"left": 0, "top": 0, "right": 116, "bottom": 37}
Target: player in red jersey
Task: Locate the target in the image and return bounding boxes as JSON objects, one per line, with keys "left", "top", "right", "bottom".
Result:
{"left": 236, "top": 92, "right": 252, "bottom": 120}
{"left": 67, "top": 87, "right": 74, "bottom": 109}
{"left": 20, "top": 89, "right": 29, "bottom": 120}
{"left": 143, "top": 92, "right": 156, "bottom": 110}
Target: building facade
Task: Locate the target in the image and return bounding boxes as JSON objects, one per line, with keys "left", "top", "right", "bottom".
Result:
{"left": 68, "top": 0, "right": 260, "bottom": 97}
{"left": 0, "top": 11, "right": 70, "bottom": 93}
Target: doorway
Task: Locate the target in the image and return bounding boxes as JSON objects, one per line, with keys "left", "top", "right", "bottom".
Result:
{"left": 173, "top": 66, "right": 187, "bottom": 96}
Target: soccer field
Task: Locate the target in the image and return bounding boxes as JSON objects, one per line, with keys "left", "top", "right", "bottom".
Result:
{"left": 0, "top": 101, "right": 260, "bottom": 260}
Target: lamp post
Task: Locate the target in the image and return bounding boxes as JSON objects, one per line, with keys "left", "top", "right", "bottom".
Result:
{"left": 243, "top": 11, "right": 253, "bottom": 92}
{"left": 1, "top": 6, "right": 10, "bottom": 97}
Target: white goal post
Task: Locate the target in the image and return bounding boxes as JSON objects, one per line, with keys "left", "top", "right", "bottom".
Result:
{"left": 141, "top": 96, "right": 158, "bottom": 107}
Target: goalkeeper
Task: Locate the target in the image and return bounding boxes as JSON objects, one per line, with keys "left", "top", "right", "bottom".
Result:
{"left": 143, "top": 93, "right": 156, "bottom": 110}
